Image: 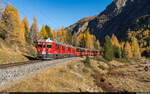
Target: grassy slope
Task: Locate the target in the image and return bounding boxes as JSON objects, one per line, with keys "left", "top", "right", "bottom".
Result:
{"left": 0, "top": 39, "right": 36, "bottom": 64}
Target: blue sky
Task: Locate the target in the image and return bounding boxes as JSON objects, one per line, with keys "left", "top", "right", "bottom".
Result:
{"left": 2, "top": 0, "right": 113, "bottom": 30}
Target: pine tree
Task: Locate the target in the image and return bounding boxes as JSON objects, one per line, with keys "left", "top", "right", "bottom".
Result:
{"left": 40, "top": 25, "right": 47, "bottom": 39}
{"left": 104, "top": 35, "right": 114, "bottom": 61}
{"left": 131, "top": 37, "right": 141, "bottom": 58}
{"left": 66, "top": 29, "right": 72, "bottom": 45}
{"left": 22, "top": 17, "right": 31, "bottom": 44}
{"left": 30, "top": 16, "right": 39, "bottom": 44}
{"left": 124, "top": 41, "right": 133, "bottom": 58}
{"left": 45, "top": 25, "right": 52, "bottom": 39}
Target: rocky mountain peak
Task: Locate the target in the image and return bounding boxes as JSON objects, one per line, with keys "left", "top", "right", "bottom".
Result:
{"left": 114, "top": 0, "right": 128, "bottom": 9}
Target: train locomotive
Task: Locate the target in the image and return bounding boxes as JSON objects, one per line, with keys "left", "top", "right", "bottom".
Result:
{"left": 35, "top": 38, "right": 102, "bottom": 59}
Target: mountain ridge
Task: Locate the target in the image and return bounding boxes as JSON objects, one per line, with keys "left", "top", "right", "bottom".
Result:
{"left": 68, "top": 0, "right": 150, "bottom": 44}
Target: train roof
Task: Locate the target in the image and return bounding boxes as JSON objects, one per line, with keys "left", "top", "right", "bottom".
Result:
{"left": 37, "top": 38, "right": 75, "bottom": 48}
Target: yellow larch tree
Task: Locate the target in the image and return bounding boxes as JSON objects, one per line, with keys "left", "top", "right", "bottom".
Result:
{"left": 111, "top": 34, "right": 120, "bottom": 47}
{"left": 52, "top": 29, "right": 56, "bottom": 40}
{"left": 131, "top": 37, "right": 141, "bottom": 58}
{"left": 124, "top": 41, "right": 133, "bottom": 58}
{"left": 0, "top": 3, "right": 25, "bottom": 45}
{"left": 40, "top": 25, "right": 48, "bottom": 38}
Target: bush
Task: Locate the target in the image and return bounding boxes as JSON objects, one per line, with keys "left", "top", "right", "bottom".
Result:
{"left": 84, "top": 55, "right": 90, "bottom": 66}
{"left": 121, "top": 49, "right": 127, "bottom": 59}
{"left": 141, "top": 49, "right": 150, "bottom": 57}
{"left": 113, "top": 45, "right": 121, "bottom": 58}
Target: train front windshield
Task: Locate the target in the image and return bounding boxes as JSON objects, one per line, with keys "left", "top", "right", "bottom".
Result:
{"left": 37, "top": 43, "right": 43, "bottom": 48}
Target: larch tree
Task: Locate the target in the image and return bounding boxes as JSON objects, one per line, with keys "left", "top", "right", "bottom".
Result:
{"left": 30, "top": 16, "right": 39, "bottom": 44}
{"left": 72, "top": 32, "right": 78, "bottom": 47}
{"left": 95, "top": 40, "right": 101, "bottom": 49}
{"left": 85, "top": 29, "right": 93, "bottom": 49}
{"left": 22, "top": 17, "right": 31, "bottom": 44}
{"left": 0, "top": 3, "right": 25, "bottom": 44}
{"left": 104, "top": 35, "right": 114, "bottom": 61}
{"left": 52, "top": 29, "right": 56, "bottom": 40}
{"left": 124, "top": 41, "right": 133, "bottom": 58}
{"left": 49, "top": 25, "right": 53, "bottom": 39}
{"left": 78, "top": 32, "right": 86, "bottom": 48}
{"left": 111, "top": 34, "right": 120, "bottom": 47}
{"left": 40, "top": 25, "right": 47, "bottom": 39}
{"left": 131, "top": 37, "right": 141, "bottom": 58}
{"left": 111, "top": 34, "right": 121, "bottom": 58}
{"left": 57, "top": 29, "right": 62, "bottom": 42}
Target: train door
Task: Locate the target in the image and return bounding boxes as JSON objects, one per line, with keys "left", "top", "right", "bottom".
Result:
{"left": 42, "top": 43, "right": 46, "bottom": 55}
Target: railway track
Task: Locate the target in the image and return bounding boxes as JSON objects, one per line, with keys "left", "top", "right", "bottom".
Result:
{"left": 0, "top": 60, "right": 43, "bottom": 69}
{"left": 0, "top": 56, "right": 77, "bottom": 69}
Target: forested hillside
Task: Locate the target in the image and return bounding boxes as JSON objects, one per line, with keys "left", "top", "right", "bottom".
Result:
{"left": 0, "top": 2, "right": 101, "bottom": 64}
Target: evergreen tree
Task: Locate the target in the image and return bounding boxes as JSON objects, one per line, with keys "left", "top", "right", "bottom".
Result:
{"left": 66, "top": 29, "right": 72, "bottom": 45}
{"left": 104, "top": 35, "right": 114, "bottom": 61}
{"left": 45, "top": 25, "right": 52, "bottom": 38}
{"left": 30, "top": 16, "right": 39, "bottom": 44}
{"left": 131, "top": 37, "right": 141, "bottom": 58}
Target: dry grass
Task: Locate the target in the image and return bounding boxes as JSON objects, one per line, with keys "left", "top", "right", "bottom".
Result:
{"left": 2, "top": 56, "right": 150, "bottom": 92}
{"left": 0, "top": 42, "right": 36, "bottom": 64}
{"left": 3, "top": 58, "right": 103, "bottom": 92}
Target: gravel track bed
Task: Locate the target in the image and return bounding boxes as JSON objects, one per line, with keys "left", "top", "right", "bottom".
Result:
{"left": 0, "top": 57, "right": 81, "bottom": 90}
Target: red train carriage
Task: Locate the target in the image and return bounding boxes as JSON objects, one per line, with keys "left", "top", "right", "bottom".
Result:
{"left": 35, "top": 38, "right": 102, "bottom": 59}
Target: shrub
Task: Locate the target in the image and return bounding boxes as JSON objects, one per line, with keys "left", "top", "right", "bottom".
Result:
{"left": 113, "top": 45, "right": 121, "bottom": 58}
{"left": 84, "top": 55, "right": 90, "bottom": 66}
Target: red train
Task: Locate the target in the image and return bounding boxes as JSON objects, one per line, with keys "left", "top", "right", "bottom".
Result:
{"left": 35, "top": 38, "right": 102, "bottom": 59}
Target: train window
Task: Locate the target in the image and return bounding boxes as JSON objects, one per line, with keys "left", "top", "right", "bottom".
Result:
{"left": 38, "top": 43, "right": 42, "bottom": 48}
{"left": 47, "top": 43, "right": 52, "bottom": 48}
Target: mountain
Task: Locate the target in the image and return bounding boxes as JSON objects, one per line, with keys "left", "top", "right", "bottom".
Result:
{"left": 68, "top": 0, "right": 150, "bottom": 44}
